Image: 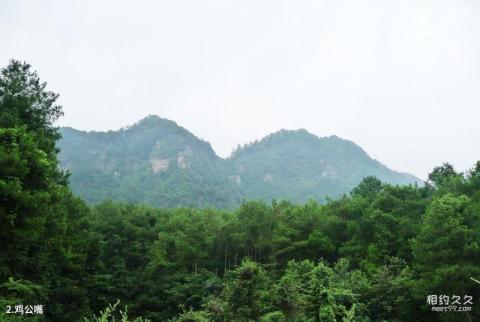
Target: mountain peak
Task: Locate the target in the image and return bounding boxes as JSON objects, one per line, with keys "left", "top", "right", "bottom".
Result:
{"left": 231, "top": 128, "right": 366, "bottom": 160}
{"left": 137, "top": 114, "right": 169, "bottom": 123}
{"left": 57, "top": 116, "right": 419, "bottom": 208}
{"left": 130, "top": 114, "right": 178, "bottom": 129}
{"left": 269, "top": 128, "right": 313, "bottom": 137}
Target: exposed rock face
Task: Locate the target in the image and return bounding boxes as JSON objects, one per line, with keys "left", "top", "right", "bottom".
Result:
{"left": 263, "top": 174, "right": 273, "bottom": 182}
{"left": 57, "top": 116, "right": 420, "bottom": 208}
{"left": 150, "top": 158, "right": 169, "bottom": 173}
{"left": 177, "top": 146, "right": 193, "bottom": 169}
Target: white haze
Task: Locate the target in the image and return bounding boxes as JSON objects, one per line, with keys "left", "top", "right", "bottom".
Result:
{"left": 1, "top": 0, "right": 480, "bottom": 179}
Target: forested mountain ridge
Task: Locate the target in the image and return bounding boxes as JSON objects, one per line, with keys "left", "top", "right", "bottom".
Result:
{"left": 57, "top": 115, "right": 419, "bottom": 207}
{"left": 59, "top": 115, "right": 241, "bottom": 208}
{"left": 228, "top": 129, "right": 418, "bottom": 203}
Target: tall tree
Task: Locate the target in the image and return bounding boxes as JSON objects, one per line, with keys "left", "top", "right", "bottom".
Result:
{"left": 0, "top": 60, "right": 90, "bottom": 321}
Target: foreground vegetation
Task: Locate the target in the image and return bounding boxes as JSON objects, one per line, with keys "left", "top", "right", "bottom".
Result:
{"left": 1, "top": 60, "right": 480, "bottom": 321}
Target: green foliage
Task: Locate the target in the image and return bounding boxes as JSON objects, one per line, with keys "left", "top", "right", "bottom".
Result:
{"left": 0, "top": 60, "right": 91, "bottom": 321}
{"left": 351, "top": 176, "right": 384, "bottom": 198}
{"left": 79, "top": 171, "right": 480, "bottom": 322}
{"left": 0, "top": 60, "right": 63, "bottom": 154}
{"left": 83, "top": 300, "right": 150, "bottom": 322}
{"left": 221, "top": 259, "right": 271, "bottom": 321}
{"left": 411, "top": 193, "right": 480, "bottom": 321}
{"left": 57, "top": 122, "right": 419, "bottom": 209}
{"left": 259, "top": 311, "right": 285, "bottom": 322}
{"left": 3, "top": 59, "right": 480, "bottom": 322}
{"left": 428, "top": 163, "right": 461, "bottom": 187}
{"left": 171, "top": 307, "right": 211, "bottom": 322}
{"left": 57, "top": 118, "right": 241, "bottom": 209}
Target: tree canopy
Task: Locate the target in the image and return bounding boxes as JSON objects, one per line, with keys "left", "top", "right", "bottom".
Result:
{"left": 1, "top": 60, "right": 479, "bottom": 322}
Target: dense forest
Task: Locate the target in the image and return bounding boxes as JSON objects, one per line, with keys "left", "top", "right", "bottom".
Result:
{"left": 57, "top": 116, "right": 418, "bottom": 209}
{"left": 1, "top": 60, "right": 480, "bottom": 322}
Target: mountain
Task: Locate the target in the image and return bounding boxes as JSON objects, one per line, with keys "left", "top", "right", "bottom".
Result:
{"left": 228, "top": 129, "right": 418, "bottom": 203}
{"left": 57, "top": 115, "right": 419, "bottom": 208}
{"left": 58, "top": 116, "right": 241, "bottom": 208}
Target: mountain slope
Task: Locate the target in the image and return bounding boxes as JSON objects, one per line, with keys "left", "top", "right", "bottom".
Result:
{"left": 57, "top": 116, "right": 419, "bottom": 208}
{"left": 58, "top": 115, "right": 241, "bottom": 208}
{"left": 228, "top": 129, "right": 418, "bottom": 203}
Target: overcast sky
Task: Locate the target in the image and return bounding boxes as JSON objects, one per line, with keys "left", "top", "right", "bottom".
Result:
{"left": 2, "top": 0, "right": 479, "bottom": 179}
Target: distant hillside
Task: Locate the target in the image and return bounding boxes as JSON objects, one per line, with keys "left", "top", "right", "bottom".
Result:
{"left": 58, "top": 116, "right": 241, "bottom": 208}
{"left": 228, "top": 129, "right": 418, "bottom": 203}
{"left": 57, "top": 115, "right": 419, "bottom": 208}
